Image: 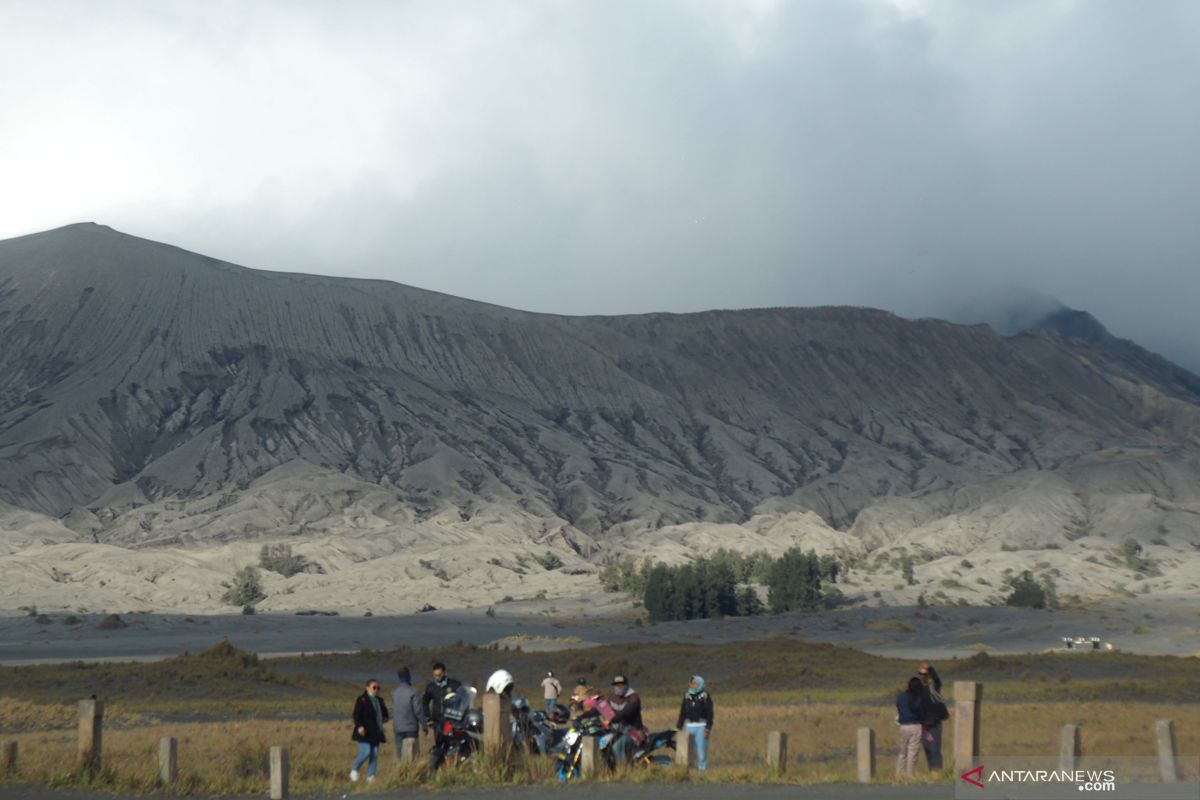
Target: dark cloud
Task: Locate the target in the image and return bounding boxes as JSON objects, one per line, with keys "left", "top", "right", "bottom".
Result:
{"left": 1, "top": 0, "right": 1197, "bottom": 369}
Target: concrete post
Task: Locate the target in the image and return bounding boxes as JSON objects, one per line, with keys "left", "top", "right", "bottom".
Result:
{"left": 856, "top": 727, "right": 876, "bottom": 783}
{"left": 269, "top": 746, "right": 289, "bottom": 800}
{"left": 1156, "top": 720, "right": 1179, "bottom": 783}
{"left": 158, "top": 737, "right": 178, "bottom": 784}
{"left": 1059, "top": 725, "right": 1081, "bottom": 773}
{"left": 1, "top": 741, "right": 16, "bottom": 772}
{"left": 482, "top": 691, "right": 512, "bottom": 758}
{"left": 580, "top": 735, "right": 601, "bottom": 778}
{"left": 78, "top": 699, "right": 103, "bottom": 774}
{"left": 400, "top": 736, "right": 420, "bottom": 763}
{"left": 953, "top": 682, "right": 982, "bottom": 771}
{"left": 766, "top": 731, "right": 788, "bottom": 774}
{"left": 675, "top": 728, "right": 695, "bottom": 769}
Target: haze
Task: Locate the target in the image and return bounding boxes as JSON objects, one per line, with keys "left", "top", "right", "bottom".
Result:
{"left": 1, "top": 0, "right": 1197, "bottom": 369}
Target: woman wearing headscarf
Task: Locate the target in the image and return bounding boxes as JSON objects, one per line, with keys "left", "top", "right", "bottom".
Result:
{"left": 895, "top": 676, "right": 925, "bottom": 778}
{"left": 676, "top": 675, "right": 714, "bottom": 771}
{"left": 351, "top": 678, "right": 390, "bottom": 783}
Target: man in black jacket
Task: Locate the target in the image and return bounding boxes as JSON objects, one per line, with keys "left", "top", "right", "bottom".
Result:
{"left": 918, "top": 662, "right": 945, "bottom": 771}
{"left": 422, "top": 662, "right": 463, "bottom": 733}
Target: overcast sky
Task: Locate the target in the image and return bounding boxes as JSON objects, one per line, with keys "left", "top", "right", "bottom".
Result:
{"left": 2, "top": 0, "right": 1198, "bottom": 369}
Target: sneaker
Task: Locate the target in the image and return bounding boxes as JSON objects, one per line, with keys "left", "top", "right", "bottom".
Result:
{"left": 366, "top": 775, "right": 375, "bottom": 783}
{"left": 349, "top": 769, "right": 359, "bottom": 782}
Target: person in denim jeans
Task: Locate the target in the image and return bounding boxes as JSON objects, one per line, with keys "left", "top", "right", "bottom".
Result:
{"left": 918, "top": 662, "right": 945, "bottom": 772}
{"left": 675, "top": 675, "right": 714, "bottom": 771}
{"left": 895, "top": 677, "right": 925, "bottom": 777}
{"left": 350, "top": 679, "right": 390, "bottom": 783}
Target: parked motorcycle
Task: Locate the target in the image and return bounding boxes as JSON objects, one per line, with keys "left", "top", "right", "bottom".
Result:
{"left": 556, "top": 715, "right": 675, "bottom": 781}
{"left": 428, "top": 684, "right": 480, "bottom": 771}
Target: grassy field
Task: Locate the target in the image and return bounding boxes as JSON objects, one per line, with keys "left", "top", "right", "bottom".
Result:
{"left": 1, "top": 638, "right": 1197, "bottom": 794}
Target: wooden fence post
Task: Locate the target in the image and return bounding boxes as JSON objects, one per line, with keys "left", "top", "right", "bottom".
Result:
{"left": 78, "top": 699, "right": 103, "bottom": 774}
{"left": 1059, "top": 724, "right": 1080, "bottom": 773}
{"left": 270, "top": 745, "right": 289, "bottom": 800}
{"left": 1, "top": 741, "right": 16, "bottom": 772}
{"left": 158, "top": 737, "right": 178, "bottom": 784}
{"left": 675, "top": 729, "right": 695, "bottom": 769}
{"left": 482, "top": 692, "right": 512, "bottom": 758}
{"left": 1156, "top": 720, "right": 1179, "bottom": 784}
{"left": 766, "top": 731, "right": 788, "bottom": 774}
{"left": 953, "top": 682, "right": 982, "bottom": 771}
{"left": 580, "top": 735, "right": 600, "bottom": 778}
{"left": 856, "top": 727, "right": 876, "bottom": 783}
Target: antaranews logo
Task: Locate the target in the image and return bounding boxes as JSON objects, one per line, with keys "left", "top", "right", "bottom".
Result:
{"left": 961, "top": 765, "right": 986, "bottom": 788}
{"left": 961, "top": 766, "right": 1118, "bottom": 791}
{"left": 952, "top": 757, "right": 1195, "bottom": 800}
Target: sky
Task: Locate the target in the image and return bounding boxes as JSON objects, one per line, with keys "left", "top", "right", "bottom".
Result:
{"left": 1, "top": 0, "right": 1198, "bottom": 369}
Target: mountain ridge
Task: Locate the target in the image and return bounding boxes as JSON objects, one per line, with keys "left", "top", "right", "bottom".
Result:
{"left": 1, "top": 223, "right": 1198, "bottom": 613}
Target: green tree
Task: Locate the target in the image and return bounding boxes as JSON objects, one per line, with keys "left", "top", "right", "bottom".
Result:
{"left": 259, "top": 544, "right": 308, "bottom": 577}
{"left": 643, "top": 565, "right": 674, "bottom": 622}
{"left": 900, "top": 554, "right": 915, "bottom": 586}
{"left": 767, "top": 548, "right": 823, "bottom": 612}
{"left": 1004, "top": 570, "right": 1047, "bottom": 609}
{"left": 819, "top": 554, "right": 840, "bottom": 584}
{"left": 222, "top": 566, "right": 265, "bottom": 607}
{"left": 736, "top": 586, "right": 765, "bottom": 616}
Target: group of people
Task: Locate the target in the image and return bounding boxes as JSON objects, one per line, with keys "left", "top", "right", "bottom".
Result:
{"left": 348, "top": 661, "right": 461, "bottom": 782}
{"left": 346, "top": 662, "right": 718, "bottom": 781}
{"left": 351, "top": 658, "right": 948, "bottom": 780}
{"left": 894, "top": 661, "right": 945, "bottom": 777}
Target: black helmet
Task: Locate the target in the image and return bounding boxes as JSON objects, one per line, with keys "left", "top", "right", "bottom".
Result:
{"left": 464, "top": 708, "right": 484, "bottom": 733}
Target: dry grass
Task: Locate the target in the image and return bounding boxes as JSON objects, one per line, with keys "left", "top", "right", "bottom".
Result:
{"left": 2, "top": 702, "right": 1195, "bottom": 794}
{"left": 1, "top": 639, "right": 1197, "bottom": 793}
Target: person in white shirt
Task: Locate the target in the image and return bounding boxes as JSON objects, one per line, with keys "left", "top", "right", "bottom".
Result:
{"left": 540, "top": 670, "right": 563, "bottom": 715}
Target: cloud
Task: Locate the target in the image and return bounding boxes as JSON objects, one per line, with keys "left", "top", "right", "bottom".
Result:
{"left": 1, "top": 0, "right": 1197, "bottom": 369}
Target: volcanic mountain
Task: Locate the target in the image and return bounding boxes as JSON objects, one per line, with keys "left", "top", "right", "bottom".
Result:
{"left": 1, "top": 223, "right": 1198, "bottom": 613}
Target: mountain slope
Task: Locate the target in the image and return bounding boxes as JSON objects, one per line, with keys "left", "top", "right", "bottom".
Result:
{"left": 1, "top": 223, "right": 1198, "bottom": 612}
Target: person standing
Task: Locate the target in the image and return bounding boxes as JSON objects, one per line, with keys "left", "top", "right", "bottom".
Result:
{"left": 918, "top": 662, "right": 946, "bottom": 772}
{"left": 351, "top": 678, "right": 390, "bottom": 783}
{"left": 895, "top": 677, "right": 925, "bottom": 778}
{"left": 422, "top": 661, "right": 464, "bottom": 728}
{"left": 541, "top": 670, "right": 563, "bottom": 715}
{"left": 391, "top": 666, "right": 427, "bottom": 760}
{"left": 675, "top": 675, "right": 714, "bottom": 771}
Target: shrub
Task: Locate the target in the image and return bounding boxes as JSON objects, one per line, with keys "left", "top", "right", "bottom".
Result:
{"left": 96, "top": 613, "right": 127, "bottom": 630}
{"left": 222, "top": 566, "right": 266, "bottom": 607}
{"left": 1004, "top": 571, "right": 1046, "bottom": 609}
{"left": 258, "top": 543, "right": 309, "bottom": 577}
{"left": 534, "top": 551, "right": 564, "bottom": 571}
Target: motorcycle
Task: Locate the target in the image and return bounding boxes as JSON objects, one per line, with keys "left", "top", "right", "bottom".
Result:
{"left": 428, "top": 684, "right": 480, "bottom": 771}
{"left": 556, "top": 714, "right": 675, "bottom": 781}
{"left": 511, "top": 695, "right": 567, "bottom": 756}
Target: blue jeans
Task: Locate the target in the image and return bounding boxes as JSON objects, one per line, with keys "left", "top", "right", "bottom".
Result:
{"left": 923, "top": 722, "right": 943, "bottom": 770}
{"left": 685, "top": 722, "right": 709, "bottom": 771}
{"left": 353, "top": 742, "right": 380, "bottom": 776}
{"left": 611, "top": 733, "right": 635, "bottom": 764}
{"left": 546, "top": 698, "right": 557, "bottom": 715}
